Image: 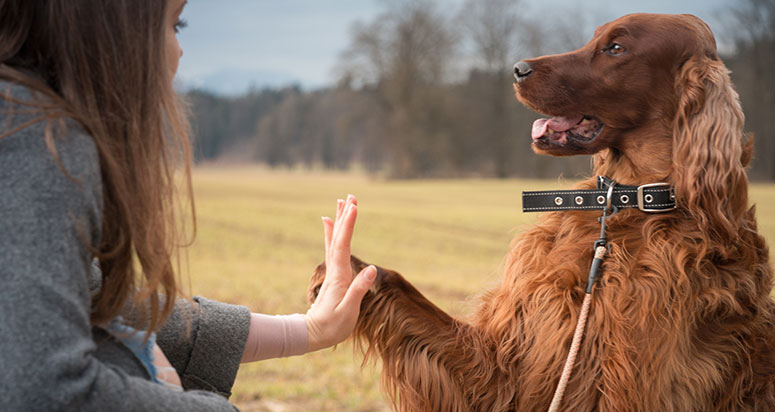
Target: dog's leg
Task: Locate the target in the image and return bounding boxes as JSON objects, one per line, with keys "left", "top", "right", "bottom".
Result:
{"left": 309, "top": 257, "right": 510, "bottom": 412}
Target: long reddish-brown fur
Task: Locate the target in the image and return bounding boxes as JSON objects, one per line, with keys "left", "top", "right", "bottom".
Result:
{"left": 309, "top": 14, "right": 775, "bottom": 411}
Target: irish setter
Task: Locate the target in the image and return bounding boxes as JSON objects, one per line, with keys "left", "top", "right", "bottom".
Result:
{"left": 309, "top": 13, "right": 775, "bottom": 411}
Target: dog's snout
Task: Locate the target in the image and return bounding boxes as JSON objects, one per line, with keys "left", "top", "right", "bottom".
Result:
{"left": 513, "top": 61, "right": 533, "bottom": 83}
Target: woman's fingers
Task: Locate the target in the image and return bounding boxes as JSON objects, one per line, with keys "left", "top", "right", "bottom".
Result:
{"left": 316, "top": 217, "right": 335, "bottom": 306}
{"left": 328, "top": 196, "right": 353, "bottom": 261}
{"left": 339, "top": 265, "right": 376, "bottom": 311}
{"left": 322, "top": 216, "right": 333, "bottom": 257}
{"left": 317, "top": 195, "right": 359, "bottom": 309}
{"left": 332, "top": 196, "right": 351, "bottom": 245}
{"left": 332, "top": 203, "right": 357, "bottom": 265}
{"left": 152, "top": 344, "right": 182, "bottom": 388}
{"left": 335, "top": 198, "right": 344, "bottom": 224}
{"left": 325, "top": 201, "right": 358, "bottom": 294}
{"left": 329, "top": 195, "right": 357, "bottom": 266}
{"left": 333, "top": 195, "right": 356, "bottom": 237}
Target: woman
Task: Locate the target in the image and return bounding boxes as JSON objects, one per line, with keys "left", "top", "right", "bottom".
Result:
{"left": 0, "top": 0, "right": 375, "bottom": 410}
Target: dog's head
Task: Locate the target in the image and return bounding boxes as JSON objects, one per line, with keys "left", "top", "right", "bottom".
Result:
{"left": 514, "top": 13, "right": 750, "bottom": 242}
{"left": 513, "top": 13, "right": 719, "bottom": 157}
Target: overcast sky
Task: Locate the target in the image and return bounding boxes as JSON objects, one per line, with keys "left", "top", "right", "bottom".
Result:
{"left": 176, "top": 0, "right": 732, "bottom": 95}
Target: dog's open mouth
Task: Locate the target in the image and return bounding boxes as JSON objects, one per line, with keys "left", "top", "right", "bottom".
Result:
{"left": 531, "top": 115, "right": 604, "bottom": 145}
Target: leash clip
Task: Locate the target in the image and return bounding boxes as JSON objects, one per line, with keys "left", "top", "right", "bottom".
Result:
{"left": 594, "top": 179, "right": 617, "bottom": 250}
{"left": 604, "top": 179, "right": 619, "bottom": 217}
{"left": 587, "top": 180, "right": 616, "bottom": 290}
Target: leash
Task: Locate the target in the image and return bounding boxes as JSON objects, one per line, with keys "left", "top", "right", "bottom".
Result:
{"left": 521, "top": 177, "right": 675, "bottom": 411}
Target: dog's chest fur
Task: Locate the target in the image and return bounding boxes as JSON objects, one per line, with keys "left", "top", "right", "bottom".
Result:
{"left": 496, "top": 210, "right": 735, "bottom": 410}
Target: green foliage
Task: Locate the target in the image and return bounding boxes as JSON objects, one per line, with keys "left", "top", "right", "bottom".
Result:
{"left": 186, "top": 169, "right": 775, "bottom": 411}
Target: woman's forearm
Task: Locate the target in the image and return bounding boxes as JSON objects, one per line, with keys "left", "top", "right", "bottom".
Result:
{"left": 240, "top": 313, "right": 308, "bottom": 363}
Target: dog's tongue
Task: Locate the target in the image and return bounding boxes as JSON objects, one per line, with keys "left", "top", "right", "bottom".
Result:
{"left": 531, "top": 115, "right": 584, "bottom": 140}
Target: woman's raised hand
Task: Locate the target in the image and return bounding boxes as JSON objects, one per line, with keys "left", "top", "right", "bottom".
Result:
{"left": 304, "top": 195, "right": 376, "bottom": 352}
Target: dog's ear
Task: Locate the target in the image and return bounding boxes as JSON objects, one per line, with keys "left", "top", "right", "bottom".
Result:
{"left": 672, "top": 55, "right": 748, "bottom": 242}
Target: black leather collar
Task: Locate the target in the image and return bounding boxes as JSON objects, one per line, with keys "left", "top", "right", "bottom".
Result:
{"left": 522, "top": 176, "right": 676, "bottom": 213}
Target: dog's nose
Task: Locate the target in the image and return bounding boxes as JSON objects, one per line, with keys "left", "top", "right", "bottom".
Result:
{"left": 513, "top": 61, "right": 533, "bottom": 83}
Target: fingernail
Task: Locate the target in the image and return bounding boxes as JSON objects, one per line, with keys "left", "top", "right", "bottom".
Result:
{"left": 365, "top": 265, "right": 377, "bottom": 280}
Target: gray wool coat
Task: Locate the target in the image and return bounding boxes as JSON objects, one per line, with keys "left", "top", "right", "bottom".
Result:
{"left": 0, "top": 81, "right": 251, "bottom": 411}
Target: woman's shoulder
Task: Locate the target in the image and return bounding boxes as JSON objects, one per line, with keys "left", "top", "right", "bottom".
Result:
{"left": 0, "top": 79, "right": 103, "bottom": 229}
{"left": 0, "top": 79, "right": 100, "bottom": 186}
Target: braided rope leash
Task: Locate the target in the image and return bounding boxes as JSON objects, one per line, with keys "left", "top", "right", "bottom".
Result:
{"left": 547, "top": 246, "right": 606, "bottom": 412}
{"left": 547, "top": 180, "right": 617, "bottom": 412}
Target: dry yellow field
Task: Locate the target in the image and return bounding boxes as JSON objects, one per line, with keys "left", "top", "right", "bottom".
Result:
{"left": 185, "top": 167, "right": 775, "bottom": 412}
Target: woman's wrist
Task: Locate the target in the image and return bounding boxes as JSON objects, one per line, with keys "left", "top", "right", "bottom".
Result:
{"left": 303, "top": 312, "right": 331, "bottom": 353}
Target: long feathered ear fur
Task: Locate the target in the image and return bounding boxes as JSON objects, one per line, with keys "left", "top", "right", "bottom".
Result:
{"left": 672, "top": 55, "right": 748, "bottom": 244}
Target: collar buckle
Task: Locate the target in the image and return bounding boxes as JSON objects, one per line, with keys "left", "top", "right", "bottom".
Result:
{"left": 637, "top": 183, "right": 676, "bottom": 213}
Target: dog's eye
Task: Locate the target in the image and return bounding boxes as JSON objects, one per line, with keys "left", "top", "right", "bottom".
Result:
{"left": 606, "top": 43, "right": 625, "bottom": 55}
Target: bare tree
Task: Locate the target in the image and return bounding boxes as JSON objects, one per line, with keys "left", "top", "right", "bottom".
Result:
{"left": 336, "top": 19, "right": 389, "bottom": 88}
{"left": 338, "top": 0, "right": 458, "bottom": 177}
{"left": 457, "top": 0, "right": 527, "bottom": 177}
{"left": 460, "top": 0, "right": 524, "bottom": 71}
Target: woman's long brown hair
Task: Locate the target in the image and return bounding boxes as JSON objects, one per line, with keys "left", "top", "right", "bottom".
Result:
{"left": 0, "top": 0, "right": 193, "bottom": 332}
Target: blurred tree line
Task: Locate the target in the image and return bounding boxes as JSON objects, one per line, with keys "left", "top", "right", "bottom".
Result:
{"left": 186, "top": 0, "right": 775, "bottom": 180}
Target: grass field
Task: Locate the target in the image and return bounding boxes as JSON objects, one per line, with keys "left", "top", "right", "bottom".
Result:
{"left": 186, "top": 167, "right": 775, "bottom": 412}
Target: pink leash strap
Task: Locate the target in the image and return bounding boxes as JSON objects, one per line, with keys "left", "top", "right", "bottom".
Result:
{"left": 547, "top": 244, "right": 606, "bottom": 412}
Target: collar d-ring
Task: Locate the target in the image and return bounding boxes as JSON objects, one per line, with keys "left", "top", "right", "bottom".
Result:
{"left": 605, "top": 180, "right": 616, "bottom": 213}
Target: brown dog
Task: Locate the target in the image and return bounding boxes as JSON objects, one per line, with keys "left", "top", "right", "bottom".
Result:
{"left": 309, "top": 14, "right": 775, "bottom": 411}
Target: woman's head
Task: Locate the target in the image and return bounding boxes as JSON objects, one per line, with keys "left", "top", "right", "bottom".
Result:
{"left": 0, "top": 0, "right": 187, "bottom": 92}
{"left": 0, "top": 0, "right": 193, "bottom": 331}
{"left": 167, "top": 0, "right": 188, "bottom": 77}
